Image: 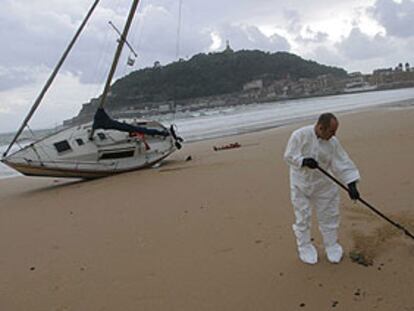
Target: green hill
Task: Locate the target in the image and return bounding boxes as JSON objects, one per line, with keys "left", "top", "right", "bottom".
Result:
{"left": 108, "top": 49, "right": 347, "bottom": 107}
{"left": 68, "top": 49, "right": 348, "bottom": 124}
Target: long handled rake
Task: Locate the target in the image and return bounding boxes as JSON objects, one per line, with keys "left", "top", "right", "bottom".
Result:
{"left": 317, "top": 165, "right": 414, "bottom": 240}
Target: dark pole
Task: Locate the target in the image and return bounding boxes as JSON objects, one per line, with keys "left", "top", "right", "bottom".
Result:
{"left": 97, "top": 0, "right": 140, "bottom": 109}
{"left": 317, "top": 165, "right": 414, "bottom": 240}
{"left": 3, "top": 0, "right": 101, "bottom": 157}
{"left": 89, "top": 0, "right": 140, "bottom": 140}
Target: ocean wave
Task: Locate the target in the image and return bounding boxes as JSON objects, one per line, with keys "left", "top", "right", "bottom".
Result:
{"left": 1, "top": 88, "right": 414, "bottom": 179}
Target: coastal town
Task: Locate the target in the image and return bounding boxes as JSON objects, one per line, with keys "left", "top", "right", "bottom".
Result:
{"left": 64, "top": 60, "right": 414, "bottom": 126}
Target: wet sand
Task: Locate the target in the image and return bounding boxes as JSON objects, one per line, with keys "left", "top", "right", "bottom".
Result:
{"left": 0, "top": 106, "right": 413, "bottom": 311}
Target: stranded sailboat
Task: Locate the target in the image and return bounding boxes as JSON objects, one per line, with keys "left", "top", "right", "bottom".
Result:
{"left": 1, "top": 0, "right": 183, "bottom": 178}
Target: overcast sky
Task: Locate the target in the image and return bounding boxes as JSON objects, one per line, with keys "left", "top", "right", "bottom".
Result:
{"left": 0, "top": 0, "right": 413, "bottom": 133}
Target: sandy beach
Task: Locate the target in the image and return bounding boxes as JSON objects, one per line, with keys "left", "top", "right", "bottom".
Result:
{"left": 1, "top": 106, "right": 413, "bottom": 311}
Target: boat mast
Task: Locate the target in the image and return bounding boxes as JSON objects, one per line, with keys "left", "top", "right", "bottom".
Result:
{"left": 3, "top": 0, "right": 101, "bottom": 158}
{"left": 97, "top": 0, "right": 140, "bottom": 110}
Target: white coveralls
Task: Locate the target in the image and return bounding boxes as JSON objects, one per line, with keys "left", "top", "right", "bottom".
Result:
{"left": 284, "top": 125, "right": 360, "bottom": 263}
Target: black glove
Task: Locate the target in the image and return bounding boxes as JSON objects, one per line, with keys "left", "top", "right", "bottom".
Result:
{"left": 302, "top": 158, "right": 319, "bottom": 169}
{"left": 348, "top": 181, "right": 360, "bottom": 201}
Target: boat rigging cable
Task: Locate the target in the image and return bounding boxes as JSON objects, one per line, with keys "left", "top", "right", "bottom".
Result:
{"left": 171, "top": 0, "right": 184, "bottom": 123}
{"left": 3, "top": 0, "right": 101, "bottom": 158}
{"left": 176, "top": 0, "right": 183, "bottom": 59}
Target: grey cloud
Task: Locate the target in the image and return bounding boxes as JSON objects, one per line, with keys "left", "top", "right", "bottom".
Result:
{"left": 0, "top": 67, "right": 40, "bottom": 91}
{"left": 0, "top": 0, "right": 213, "bottom": 90}
{"left": 0, "top": 0, "right": 145, "bottom": 89}
{"left": 2, "top": 0, "right": 411, "bottom": 95}
{"left": 0, "top": 0, "right": 293, "bottom": 93}
{"left": 283, "top": 9, "right": 302, "bottom": 33}
{"left": 126, "top": 4, "right": 212, "bottom": 66}
{"left": 370, "top": 0, "right": 414, "bottom": 38}
{"left": 296, "top": 26, "right": 329, "bottom": 44}
{"left": 404, "top": 36, "right": 414, "bottom": 51}
{"left": 269, "top": 33, "right": 291, "bottom": 51}
{"left": 336, "top": 27, "right": 393, "bottom": 60}
{"left": 214, "top": 23, "right": 290, "bottom": 52}
{"left": 307, "top": 46, "right": 346, "bottom": 67}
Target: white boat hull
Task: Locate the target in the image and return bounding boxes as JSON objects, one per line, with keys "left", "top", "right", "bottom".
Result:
{"left": 2, "top": 120, "right": 179, "bottom": 179}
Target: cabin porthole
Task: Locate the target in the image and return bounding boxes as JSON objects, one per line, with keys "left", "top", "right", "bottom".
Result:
{"left": 97, "top": 133, "right": 107, "bottom": 140}
{"left": 54, "top": 140, "right": 72, "bottom": 153}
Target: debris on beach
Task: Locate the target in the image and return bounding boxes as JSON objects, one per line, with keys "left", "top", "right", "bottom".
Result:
{"left": 213, "top": 142, "right": 241, "bottom": 151}
{"left": 185, "top": 155, "right": 192, "bottom": 161}
{"left": 350, "top": 229, "right": 383, "bottom": 266}
{"left": 353, "top": 288, "right": 366, "bottom": 301}
{"left": 349, "top": 250, "right": 373, "bottom": 266}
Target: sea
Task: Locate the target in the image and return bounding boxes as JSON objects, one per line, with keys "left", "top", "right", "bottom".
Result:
{"left": 2, "top": 87, "right": 414, "bottom": 179}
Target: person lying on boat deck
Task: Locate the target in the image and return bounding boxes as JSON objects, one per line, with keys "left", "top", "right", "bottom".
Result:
{"left": 92, "top": 108, "right": 169, "bottom": 137}
{"left": 284, "top": 112, "right": 360, "bottom": 265}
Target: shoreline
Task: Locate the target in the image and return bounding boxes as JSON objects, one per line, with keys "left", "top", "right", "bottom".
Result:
{"left": 65, "top": 85, "right": 414, "bottom": 127}
{"left": 2, "top": 95, "right": 414, "bottom": 181}
{"left": 2, "top": 87, "right": 414, "bottom": 137}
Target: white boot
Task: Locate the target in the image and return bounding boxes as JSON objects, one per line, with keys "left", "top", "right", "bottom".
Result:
{"left": 321, "top": 229, "right": 344, "bottom": 263}
{"left": 298, "top": 244, "right": 318, "bottom": 264}
{"left": 325, "top": 243, "right": 343, "bottom": 263}
{"left": 293, "top": 226, "right": 318, "bottom": 264}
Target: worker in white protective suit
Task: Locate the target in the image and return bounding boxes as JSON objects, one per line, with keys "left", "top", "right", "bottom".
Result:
{"left": 284, "top": 113, "right": 360, "bottom": 264}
